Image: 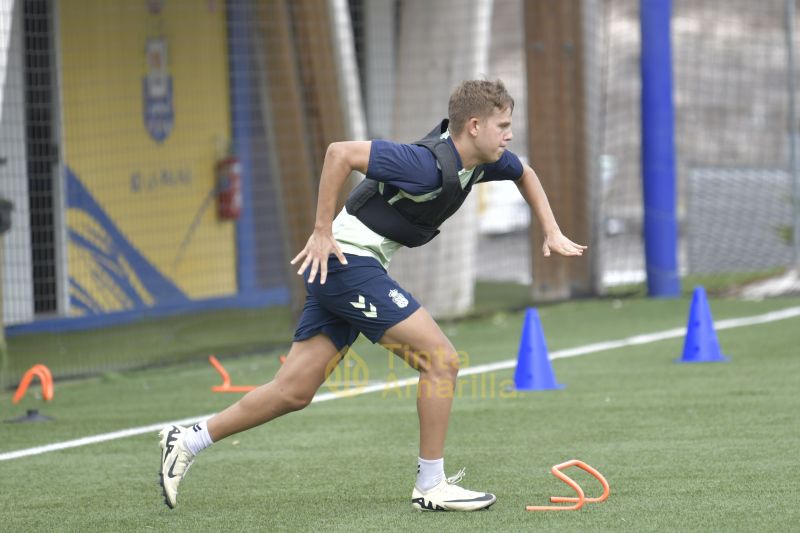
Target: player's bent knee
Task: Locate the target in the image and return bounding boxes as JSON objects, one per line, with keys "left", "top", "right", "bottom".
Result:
{"left": 273, "top": 383, "right": 315, "bottom": 412}
{"left": 282, "top": 391, "right": 314, "bottom": 412}
{"left": 419, "top": 348, "right": 460, "bottom": 379}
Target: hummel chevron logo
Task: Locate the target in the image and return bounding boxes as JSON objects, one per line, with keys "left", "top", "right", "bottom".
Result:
{"left": 350, "top": 295, "right": 377, "bottom": 318}
{"left": 350, "top": 295, "right": 366, "bottom": 309}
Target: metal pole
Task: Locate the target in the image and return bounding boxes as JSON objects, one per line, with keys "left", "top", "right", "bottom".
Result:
{"left": 786, "top": 0, "right": 800, "bottom": 268}
{"left": 0, "top": 197, "right": 11, "bottom": 388}
{"left": 226, "top": 0, "right": 258, "bottom": 293}
{"left": 0, "top": 234, "right": 6, "bottom": 389}
{"left": 640, "top": 0, "right": 680, "bottom": 297}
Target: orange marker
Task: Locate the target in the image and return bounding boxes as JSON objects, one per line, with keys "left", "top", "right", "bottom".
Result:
{"left": 526, "top": 459, "right": 609, "bottom": 511}
{"left": 12, "top": 364, "right": 54, "bottom": 404}
{"left": 208, "top": 355, "right": 256, "bottom": 393}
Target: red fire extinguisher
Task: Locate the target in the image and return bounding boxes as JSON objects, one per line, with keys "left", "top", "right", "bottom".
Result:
{"left": 216, "top": 155, "right": 242, "bottom": 220}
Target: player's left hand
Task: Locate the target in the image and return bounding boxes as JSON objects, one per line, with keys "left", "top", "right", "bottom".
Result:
{"left": 291, "top": 228, "right": 347, "bottom": 284}
{"left": 542, "top": 230, "right": 587, "bottom": 257}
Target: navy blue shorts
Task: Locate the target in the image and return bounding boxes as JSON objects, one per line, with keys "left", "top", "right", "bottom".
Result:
{"left": 293, "top": 254, "right": 421, "bottom": 351}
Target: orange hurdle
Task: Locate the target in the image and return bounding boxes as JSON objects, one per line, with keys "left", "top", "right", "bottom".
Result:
{"left": 208, "top": 355, "right": 256, "bottom": 393}
{"left": 526, "top": 459, "right": 610, "bottom": 511}
{"left": 12, "top": 364, "right": 54, "bottom": 404}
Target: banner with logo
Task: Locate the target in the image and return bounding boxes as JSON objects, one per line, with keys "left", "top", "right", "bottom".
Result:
{"left": 59, "top": 0, "right": 235, "bottom": 316}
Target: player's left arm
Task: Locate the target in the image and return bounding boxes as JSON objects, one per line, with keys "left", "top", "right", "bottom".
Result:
{"left": 515, "top": 163, "right": 587, "bottom": 257}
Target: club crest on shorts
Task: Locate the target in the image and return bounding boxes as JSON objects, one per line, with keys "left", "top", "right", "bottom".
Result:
{"left": 389, "top": 289, "right": 409, "bottom": 308}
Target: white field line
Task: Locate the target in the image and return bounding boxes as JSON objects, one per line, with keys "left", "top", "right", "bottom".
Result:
{"left": 2, "top": 305, "right": 799, "bottom": 462}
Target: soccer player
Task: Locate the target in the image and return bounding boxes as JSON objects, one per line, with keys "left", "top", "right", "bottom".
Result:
{"left": 159, "top": 79, "right": 586, "bottom": 511}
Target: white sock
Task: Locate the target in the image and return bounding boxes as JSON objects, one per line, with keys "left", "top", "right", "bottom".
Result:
{"left": 416, "top": 457, "right": 445, "bottom": 492}
{"left": 184, "top": 421, "right": 214, "bottom": 455}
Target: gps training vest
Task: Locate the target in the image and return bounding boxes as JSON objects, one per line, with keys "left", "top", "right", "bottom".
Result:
{"left": 344, "top": 119, "right": 484, "bottom": 247}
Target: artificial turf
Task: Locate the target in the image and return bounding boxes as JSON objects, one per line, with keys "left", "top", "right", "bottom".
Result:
{"left": 1, "top": 294, "right": 799, "bottom": 531}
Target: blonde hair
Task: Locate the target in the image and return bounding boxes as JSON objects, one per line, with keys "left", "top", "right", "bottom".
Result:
{"left": 447, "top": 79, "right": 514, "bottom": 135}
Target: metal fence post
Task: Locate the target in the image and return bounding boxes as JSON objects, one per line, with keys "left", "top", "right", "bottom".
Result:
{"left": 785, "top": 0, "right": 800, "bottom": 269}
{"left": 0, "top": 197, "right": 13, "bottom": 387}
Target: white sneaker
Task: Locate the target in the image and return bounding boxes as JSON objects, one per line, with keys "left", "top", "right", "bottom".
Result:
{"left": 411, "top": 468, "right": 496, "bottom": 511}
{"left": 158, "top": 425, "right": 195, "bottom": 509}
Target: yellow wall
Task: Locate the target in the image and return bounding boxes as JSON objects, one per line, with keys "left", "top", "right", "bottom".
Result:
{"left": 60, "top": 0, "right": 236, "bottom": 313}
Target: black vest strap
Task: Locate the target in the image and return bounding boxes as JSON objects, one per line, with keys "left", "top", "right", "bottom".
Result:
{"left": 413, "top": 121, "right": 462, "bottom": 201}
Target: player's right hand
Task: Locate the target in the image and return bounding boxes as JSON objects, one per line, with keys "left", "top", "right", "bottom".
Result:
{"left": 290, "top": 229, "right": 347, "bottom": 285}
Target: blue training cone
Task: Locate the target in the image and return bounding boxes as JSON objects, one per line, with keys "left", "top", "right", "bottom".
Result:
{"left": 514, "top": 308, "right": 564, "bottom": 390}
{"left": 676, "top": 287, "right": 729, "bottom": 363}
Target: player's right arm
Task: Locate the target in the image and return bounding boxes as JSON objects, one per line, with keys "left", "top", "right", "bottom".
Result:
{"left": 291, "top": 141, "right": 372, "bottom": 284}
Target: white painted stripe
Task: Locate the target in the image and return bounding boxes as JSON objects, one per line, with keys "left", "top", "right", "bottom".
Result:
{"left": 0, "top": 415, "right": 212, "bottom": 462}
{"left": 2, "top": 305, "right": 799, "bottom": 462}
